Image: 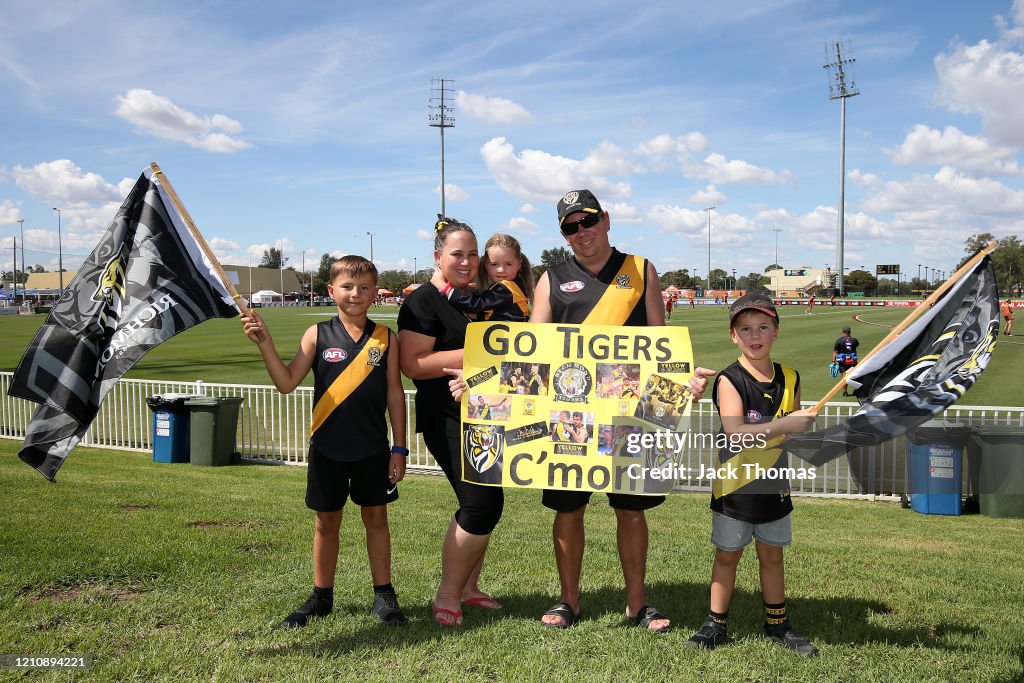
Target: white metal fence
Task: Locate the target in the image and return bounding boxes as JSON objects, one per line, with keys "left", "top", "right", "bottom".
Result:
{"left": 2, "top": 372, "right": 1022, "bottom": 498}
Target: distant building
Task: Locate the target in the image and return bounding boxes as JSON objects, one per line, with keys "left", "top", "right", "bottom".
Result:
{"left": 220, "top": 265, "right": 304, "bottom": 299}
{"left": 21, "top": 266, "right": 305, "bottom": 301}
{"left": 764, "top": 267, "right": 831, "bottom": 297}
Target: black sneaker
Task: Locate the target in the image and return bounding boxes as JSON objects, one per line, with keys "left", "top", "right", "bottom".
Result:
{"left": 280, "top": 591, "right": 332, "bottom": 629}
{"left": 371, "top": 590, "right": 408, "bottom": 626}
{"left": 684, "top": 619, "right": 732, "bottom": 650}
{"left": 764, "top": 621, "right": 818, "bottom": 656}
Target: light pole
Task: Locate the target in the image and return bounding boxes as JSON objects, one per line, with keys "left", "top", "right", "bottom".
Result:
{"left": 413, "top": 257, "right": 418, "bottom": 283}
{"left": 772, "top": 228, "right": 782, "bottom": 268}
{"left": 17, "top": 218, "right": 25, "bottom": 302}
{"left": 51, "top": 207, "right": 63, "bottom": 296}
{"left": 278, "top": 239, "right": 284, "bottom": 300}
{"left": 704, "top": 207, "right": 715, "bottom": 292}
{"left": 731, "top": 268, "right": 736, "bottom": 291}
{"left": 824, "top": 40, "right": 860, "bottom": 298}
{"left": 366, "top": 231, "right": 375, "bottom": 263}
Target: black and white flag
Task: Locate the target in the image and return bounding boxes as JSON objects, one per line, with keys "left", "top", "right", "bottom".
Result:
{"left": 8, "top": 167, "right": 240, "bottom": 480}
{"left": 786, "top": 256, "right": 1000, "bottom": 466}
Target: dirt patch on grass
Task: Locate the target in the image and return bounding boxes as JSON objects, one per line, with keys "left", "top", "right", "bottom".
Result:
{"left": 121, "top": 504, "right": 154, "bottom": 511}
{"left": 18, "top": 578, "right": 151, "bottom": 605}
{"left": 187, "top": 519, "right": 279, "bottom": 529}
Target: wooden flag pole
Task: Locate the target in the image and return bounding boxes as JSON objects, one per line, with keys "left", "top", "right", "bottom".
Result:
{"left": 811, "top": 240, "right": 998, "bottom": 413}
{"left": 148, "top": 162, "right": 253, "bottom": 317}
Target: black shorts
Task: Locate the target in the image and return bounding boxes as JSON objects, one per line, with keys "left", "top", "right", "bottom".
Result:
{"left": 305, "top": 447, "right": 398, "bottom": 512}
{"left": 541, "top": 489, "right": 665, "bottom": 513}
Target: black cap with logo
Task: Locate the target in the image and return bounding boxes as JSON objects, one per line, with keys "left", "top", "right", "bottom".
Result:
{"left": 556, "top": 189, "right": 603, "bottom": 226}
{"left": 729, "top": 292, "right": 779, "bottom": 324}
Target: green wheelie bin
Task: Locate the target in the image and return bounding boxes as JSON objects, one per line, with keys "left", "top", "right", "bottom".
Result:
{"left": 185, "top": 396, "right": 244, "bottom": 467}
{"left": 969, "top": 424, "right": 1024, "bottom": 518}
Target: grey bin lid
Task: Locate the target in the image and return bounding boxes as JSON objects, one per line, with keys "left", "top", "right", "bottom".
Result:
{"left": 184, "top": 396, "right": 244, "bottom": 406}
{"left": 909, "top": 418, "right": 971, "bottom": 446}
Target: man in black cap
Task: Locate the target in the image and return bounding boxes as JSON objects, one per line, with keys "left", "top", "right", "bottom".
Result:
{"left": 833, "top": 325, "right": 860, "bottom": 396}
{"left": 530, "top": 188, "right": 715, "bottom": 632}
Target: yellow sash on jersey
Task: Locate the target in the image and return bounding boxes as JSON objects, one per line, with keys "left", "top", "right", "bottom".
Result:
{"left": 310, "top": 325, "right": 389, "bottom": 437}
{"left": 712, "top": 364, "right": 798, "bottom": 499}
{"left": 483, "top": 279, "right": 531, "bottom": 320}
{"left": 582, "top": 255, "right": 645, "bottom": 325}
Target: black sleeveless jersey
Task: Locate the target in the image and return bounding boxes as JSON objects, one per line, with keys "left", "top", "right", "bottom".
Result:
{"left": 545, "top": 249, "right": 648, "bottom": 325}
{"left": 710, "top": 360, "right": 800, "bottom": 524}
{"left": 311, "top": 317, "right": 390, "bottom": 462}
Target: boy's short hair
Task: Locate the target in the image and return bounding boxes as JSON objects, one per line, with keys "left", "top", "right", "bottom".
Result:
{"left": 729, "top": 292, "right": 779, "bottom": 328}
{"left": 330, "top": 255, "right": 378, "bottom": 283}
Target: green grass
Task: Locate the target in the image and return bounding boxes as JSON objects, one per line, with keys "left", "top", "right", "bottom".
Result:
{"left": 1, "top": 441, "right": 1023, "bottom": 681}
{"left": 2, "top": 303, "right": 1021, "bottom": 404}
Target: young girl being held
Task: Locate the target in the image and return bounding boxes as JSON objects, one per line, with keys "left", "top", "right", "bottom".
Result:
{"left": 441, "top": 231, "right": 533, "bottom": 322}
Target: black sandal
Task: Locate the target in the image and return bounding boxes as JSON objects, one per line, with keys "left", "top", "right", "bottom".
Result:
{"left": 542, "top": 601, "right": 581, "bottom": 629}
{"left": 630, "top": 605, "right": 671, "bottom": 632}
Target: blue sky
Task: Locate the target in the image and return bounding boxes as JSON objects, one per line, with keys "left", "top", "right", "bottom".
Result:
{"left": 2, "top": 0, "right": 1023, "bottom": 284}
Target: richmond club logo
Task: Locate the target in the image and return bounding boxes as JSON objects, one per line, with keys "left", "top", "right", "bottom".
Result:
{"left": 367, "top": 347, "right": 383, "bottom": 367}
{"left": 615, "top": 274, "right": 631, "bottom": 289}
{"left": 322, "top": 348, "right": 347, "bottom": 362}
{"left": 91, "top": 242, "right": 130, "bottom": 332}
{"left": 561, "top": 191, "right": 579, "bottom": 205}
{"left": 463, "top": 424, "right": 504, "bottom": 474}
{"left": 553, "top": 362, "right": 592, "bottom": 403}
{"left": 559, "top": 280, "right": 585, "bottom": 293}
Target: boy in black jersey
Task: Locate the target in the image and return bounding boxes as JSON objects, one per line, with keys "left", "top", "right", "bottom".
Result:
{"left": 242, "top": 255, "right": 408, "bottom": 628}
{"left": 685, "top": 292, "right": 819, "bottom": 655}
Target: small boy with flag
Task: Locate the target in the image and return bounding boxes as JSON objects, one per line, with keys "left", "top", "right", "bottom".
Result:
{"left": 242, "top": 255, "right": 408, "bottom": 628}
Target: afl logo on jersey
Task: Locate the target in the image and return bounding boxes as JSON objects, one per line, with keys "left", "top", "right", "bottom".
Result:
{"left": 323, "top": 348, "right": 348, "bottom": 362}
{"left": 559, "top": 280, "right": 585, "bottom": 293}
{"left": 746, "top": 409, "right": 762, "bottom": 422}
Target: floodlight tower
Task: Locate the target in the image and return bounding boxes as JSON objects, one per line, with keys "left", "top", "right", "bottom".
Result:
{"left": 429, "top": 78, "right": 455, "bottom": 217}
{"left": 824, "top": 39, "right": 860, "bottom": 297}
{"left": 704, "top": 207, "right": 715, "bottom": 289}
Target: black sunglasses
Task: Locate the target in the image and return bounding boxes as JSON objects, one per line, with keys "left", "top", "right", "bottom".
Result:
{"left": 560, "top": 212, "right": 603, "bottom": 236}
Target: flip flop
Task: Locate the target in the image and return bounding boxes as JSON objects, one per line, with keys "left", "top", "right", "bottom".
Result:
{"left": 542, "top": 601, "right": 581, "bottom": 629}
{"left": 629, "top": 605, "right": 671, "bottom": 633}
{"left": 430, "top": 602, "right": 463, "bottom": 627}
{"left": 462, "top": 594, "right": 502, "bottom": 610}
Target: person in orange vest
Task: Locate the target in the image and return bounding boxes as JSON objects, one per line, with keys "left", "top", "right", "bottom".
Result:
{"left": 1001, "top": 299, "right": 1014, "bottom": 336}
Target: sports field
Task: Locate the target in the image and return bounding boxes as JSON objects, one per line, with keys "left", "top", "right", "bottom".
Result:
{"left": 2, "top": 302, "right": 1020, "bottom": 406}
{"left": 2, "top": 442, "right": 1023, "bottom": 682}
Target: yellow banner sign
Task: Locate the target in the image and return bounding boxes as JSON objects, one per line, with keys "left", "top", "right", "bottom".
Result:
{"left": 460, "top": 322, "right": 695, "bottom": 494}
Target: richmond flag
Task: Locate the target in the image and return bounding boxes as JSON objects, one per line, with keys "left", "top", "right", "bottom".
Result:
{"left": 8, "top": 167, "right": 240, "bottom": 480}
{"left": 786, "top": 255, "right": 999, "bottom": 467}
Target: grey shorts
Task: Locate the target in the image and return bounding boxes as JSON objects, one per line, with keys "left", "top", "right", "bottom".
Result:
{"left": 711, "top": 511, "right": 792, "bottom": 551}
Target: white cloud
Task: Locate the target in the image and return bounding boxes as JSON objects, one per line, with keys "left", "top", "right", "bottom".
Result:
{"left": 13, "top": 160, "right": 123, "bottom": 204}
{"left": 455, "top": 91, "right": 533, "bottom": 124}
{"left": 645, "top": 205, "right": 706, "bottom": 236}
{"left": 113, "top": 89, "right": 252, "bottom": 153}
{"left": 604, "top": 202, "right": 642, "bottom": 224}
{"left": 209, "top": 237, "right": 241, "bottom": 264}
{"left": 689, "top": 153, "right": 792, "bottom": 185}
{"left": 519, "top": 203, "right": 539, "bottom": 214}
{"left": 416, "top": 229, "right": 432, "bottom": 241}
{"left": 434, "top": 183, "right": 470, "bottom": 201}
{"left": 0, "top": 200, "right": 21, "bottom": 224}
{"left": 934, "top": 36, "right": 1024, "bottom": 147}
{"left": 497, "top": 216, "right": 539, "bottom": 235}
{"left": 886, "top": 124, "right": 1021, "bottom": 175}
{"left": 688, "top": 184, "right": 727, "bottom": 206}
{"left": 635, "top": 132, "right": 708, "bottom": 159}
{"left": 480, "top": 137, "right": 632, "bottom": 203}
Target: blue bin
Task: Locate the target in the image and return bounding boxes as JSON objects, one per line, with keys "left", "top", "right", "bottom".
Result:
{"left": 146, "top": 394, "right": 201, "bottom": 463}
{"left": 906, "top": 419, "right": 971, "bottom": 515}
